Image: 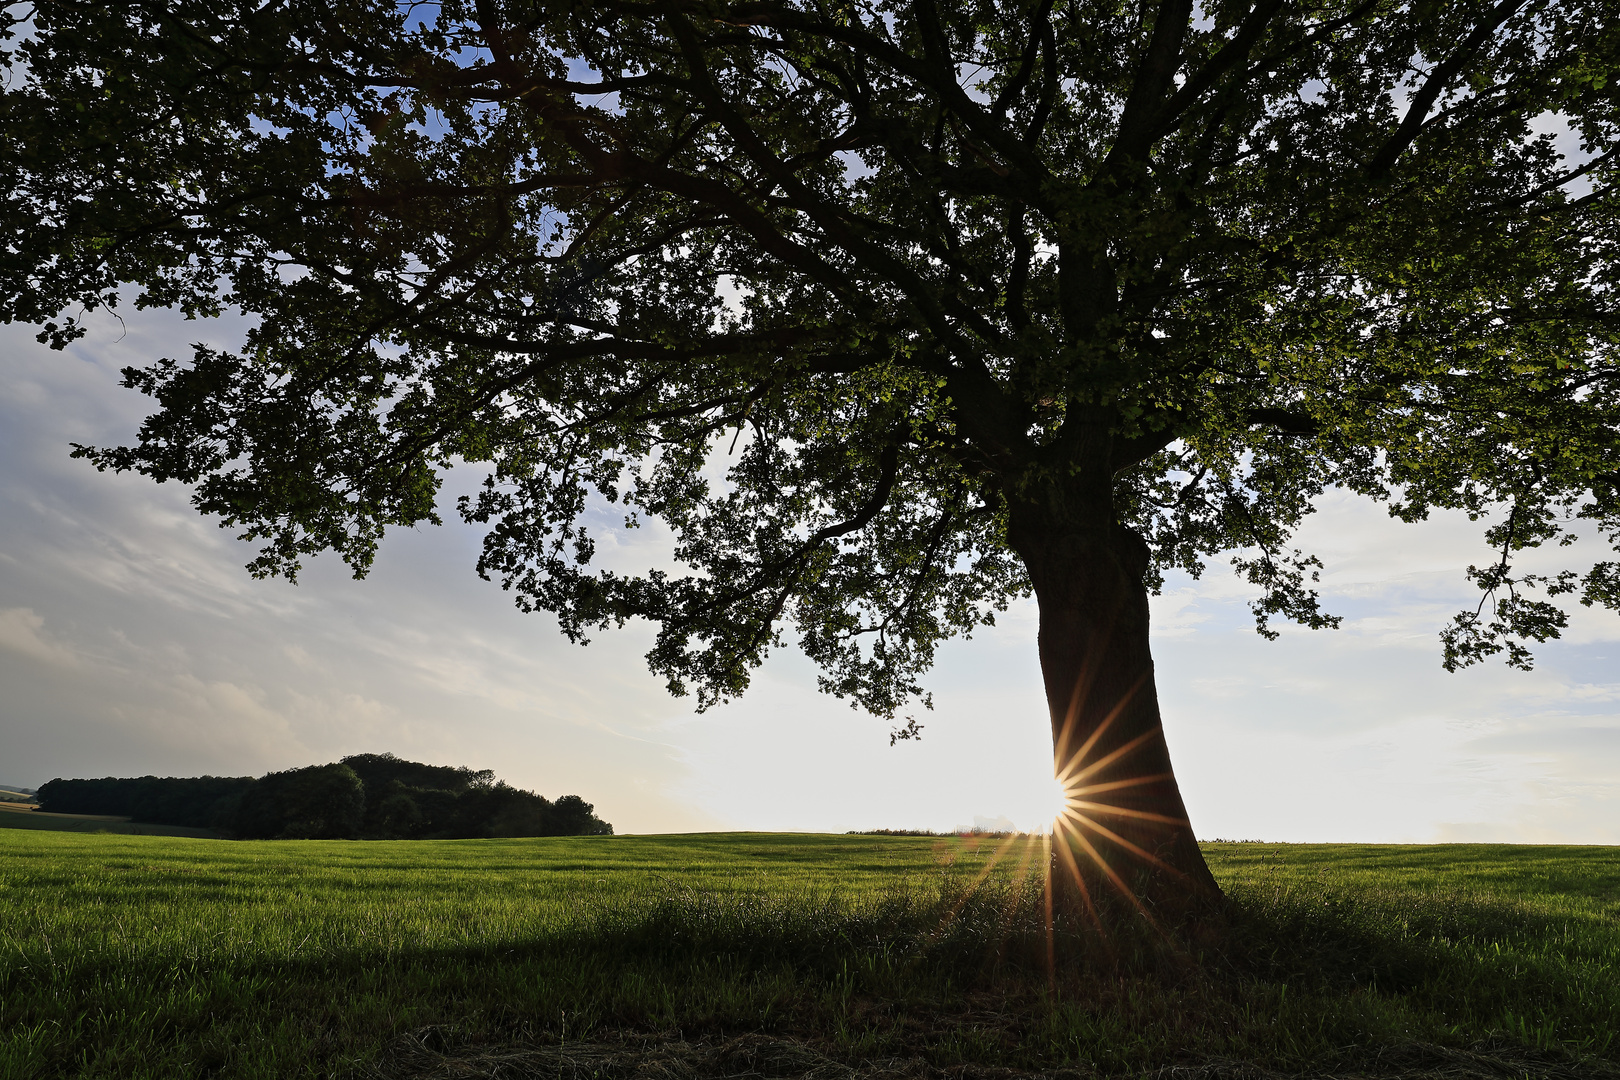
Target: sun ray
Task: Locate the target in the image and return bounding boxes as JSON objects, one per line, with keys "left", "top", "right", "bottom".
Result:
{"left": 1050, "top": 820, "right": 1101, "bottom": 924}
{"left": 1057, "top": 726, "right": 1162, "bottom": 787}
{"left": 1066, "top": 810, "right": 1189, "bottom": 882}
{"left": 1053, "top": 672, "right": 1149, "bottom": 785}
{"left": 960, "top": 831, "right": 1023, "bottom": 892}
{"left": 1059, "top": 813, "right": 1160, "bottom": 925}
{"left": 1004, "top": 830, "right": 1042, "bottom": 896}
{"left": 1043, "top": 836, "right": 1056, "bottom": 987}
{"left": 1068, "top": 771, "right": 1175, "bottom": 797}
{"left": 988, "top": 832, "right": 1044, "bottom": 971}
{"left": 927, "top": 829, "right": 1032, "bottom": 944}
{"left": 1068, "top": 800, "right": 1187, "bottom": 826}
{"left": 1041, "top": 671, "right": 1199, "bottom": 955}
{"left": 998, "top": 832, "right": 1041, "bottom": 932}
{"left": 1053, "top": 652, "right": 1116, "bottom": 768}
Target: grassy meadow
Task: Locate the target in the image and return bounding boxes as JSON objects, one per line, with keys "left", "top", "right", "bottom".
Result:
{"left": 0, "top": 802, "right": 218, "bottom": 838}
{"left": 1, "top": 831, "right": 1617, "bottom": 1079}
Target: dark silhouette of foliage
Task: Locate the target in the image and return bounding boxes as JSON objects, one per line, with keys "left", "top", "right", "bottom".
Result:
{"left": 38, "top": 755, "right": 612, "bottom": 839}
{"left": 343, "top": 752, "right": 497, "bottom": 836}
{"left": 129, "top": 775, "right": 256, "bottom": 829}
{"left": 438, "top": 783, "right": 555, "bottom": 838}
{"left": 367, "top": 779, "right": 436, "bottom": 839}
{"left": 37, "top": 775, "right": 253, "bottom": 828}
{"left": 356, "top": 778, "right": 612, "bottom": 839}
{"left": 233, "top": 763, "right": 367, "bottom": 840}
{"left": 341, "top": 752, "right": 494, "bottom": 796}
{"left": 5, "top": 0, "right": 1614, "bottom": 907}
{"left": 37, "top": 778, "right": 141, "bottom": 817}
{"left": 551, "top": 795, "right": 615, "bottom": 838}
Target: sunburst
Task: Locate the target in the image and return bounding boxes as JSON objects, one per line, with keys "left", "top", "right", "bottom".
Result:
{"left": 1045, "top": 704, "right": 1192, "bottom": 928}
{"left": 919, "top": 682, "right": 1195, "bottom": 988}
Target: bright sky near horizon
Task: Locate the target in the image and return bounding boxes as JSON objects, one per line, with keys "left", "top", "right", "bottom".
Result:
{"left": 3, "top": 307, "right": 1618, "bottom": 841}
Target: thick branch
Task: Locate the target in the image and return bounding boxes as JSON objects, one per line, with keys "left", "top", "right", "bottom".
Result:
{"left": 1366, "top": 0, "right": 1530, "bottom": 178}
{"left": 1101, "top": 0, "right": 1195, "bottom": 173}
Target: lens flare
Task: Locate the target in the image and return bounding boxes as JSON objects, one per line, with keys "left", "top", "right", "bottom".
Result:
{"left": 1045, "top": 774, "right": 1071, "bottom": 833}
{"left": 917, "top": 680, "right": 1197, "bottom": 978}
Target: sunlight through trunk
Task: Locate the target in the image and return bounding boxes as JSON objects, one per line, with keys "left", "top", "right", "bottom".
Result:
{"left": 1008, "top": 475, "right": 1222, "bottom": 919}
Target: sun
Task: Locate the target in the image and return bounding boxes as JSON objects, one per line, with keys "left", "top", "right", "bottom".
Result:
{"left": 1043, "top": 774, "right": 1072, "bottom": 833}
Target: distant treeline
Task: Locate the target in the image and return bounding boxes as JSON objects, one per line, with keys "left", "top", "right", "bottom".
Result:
{"left": 36, "top": 754, "right": 613, "bottom": 840}
{"left": 848, "top": 828, "right": 1032, "bottom": 838}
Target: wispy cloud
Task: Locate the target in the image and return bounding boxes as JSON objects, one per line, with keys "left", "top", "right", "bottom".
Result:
{"left": 3, "top": 306, "right": 1618, "bottom": 840}
{"left": 0, "top": 607, "right": 82, "bottom": 667}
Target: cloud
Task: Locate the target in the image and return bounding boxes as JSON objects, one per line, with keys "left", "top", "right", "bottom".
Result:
{"left": 1467, "top": 724, "right": 1620, "bottom": 755}
{"left": 3, "top": 306, "right": 1619, "bottom": 841}
{"left": 0, "top": 607, "right": 81, "bottom": 667}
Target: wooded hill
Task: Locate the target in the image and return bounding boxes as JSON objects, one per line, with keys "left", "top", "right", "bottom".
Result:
{"left": 35, "top": 754, "right": 612, "bottom": 840}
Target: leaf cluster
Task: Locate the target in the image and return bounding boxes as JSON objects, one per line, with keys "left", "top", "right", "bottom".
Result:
{"left": 3, "top": 0, "right": 1617, "bottom": 715}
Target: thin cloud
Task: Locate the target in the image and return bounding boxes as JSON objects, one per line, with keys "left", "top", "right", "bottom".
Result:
{"left": 0, "top": 607, "right": 82, "bottom": 667}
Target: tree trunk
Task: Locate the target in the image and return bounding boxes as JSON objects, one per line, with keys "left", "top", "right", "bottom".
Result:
{"left": 1006, "top": 478, "right": 1222, "bottom": 920}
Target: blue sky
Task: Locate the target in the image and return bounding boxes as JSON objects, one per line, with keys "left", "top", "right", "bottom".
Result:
{"left": 3, "top": 306, "right": 1618, "bottom": 840}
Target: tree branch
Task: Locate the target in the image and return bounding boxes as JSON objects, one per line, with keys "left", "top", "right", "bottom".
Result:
{"left": 1366, "top": 0, "right": 1530, "bottom": 178}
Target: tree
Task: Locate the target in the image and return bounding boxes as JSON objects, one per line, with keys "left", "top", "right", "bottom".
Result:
{"left": 550, "top": 794, "right": 615, "bottom": 836}
{"left": 3, "top": 0, "right": 1616, "bottom": 912}
{"left": 342, "top": 752, "right": 494, "bottom": 797}
{"left": 447, "top": 782, "right": 556, "bottom": 837}
{"left": 234, "top": 763, "right": 367, "bottom": 839}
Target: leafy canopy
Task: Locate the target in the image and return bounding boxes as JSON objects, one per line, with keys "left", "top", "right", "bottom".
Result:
{"left": 3, "top": 0, "right": 1617, "bottom": 721}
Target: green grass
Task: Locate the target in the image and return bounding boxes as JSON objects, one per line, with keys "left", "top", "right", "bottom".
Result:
{"left": 0, "top": 805, "right": 217, "bottom": 838}
{"left": 1, "top": 832, "right": 1617, "bottom": 1079}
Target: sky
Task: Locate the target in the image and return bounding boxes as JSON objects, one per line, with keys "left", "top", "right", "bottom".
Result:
{"left": 2, "top": 306, "right": 1619, "bottom": 841}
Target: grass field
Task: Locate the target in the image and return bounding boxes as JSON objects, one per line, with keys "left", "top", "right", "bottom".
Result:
{"left": 0, "top": 802, "right": 219, "bottom": 838}
{"left": 1, "top": 832, "right": 1617, "bottom": 1079}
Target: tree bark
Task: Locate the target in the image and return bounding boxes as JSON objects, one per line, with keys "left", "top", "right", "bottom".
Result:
{"left": 1006, "top": 473, "right": 1222, "bottom": 920}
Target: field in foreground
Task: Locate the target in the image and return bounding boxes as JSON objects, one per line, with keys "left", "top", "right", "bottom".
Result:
{"left": 1, "top": 833, "right": 1617, "bottom": 1080}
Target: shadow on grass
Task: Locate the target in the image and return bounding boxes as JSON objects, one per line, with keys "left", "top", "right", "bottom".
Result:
{"left": 5, "top": 876, "right": 1618, "bottom": 1079}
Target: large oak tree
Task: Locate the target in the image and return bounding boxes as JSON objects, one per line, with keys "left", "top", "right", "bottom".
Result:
{"left": 4, "top": 0, "right": 1617, "bottom": 910}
